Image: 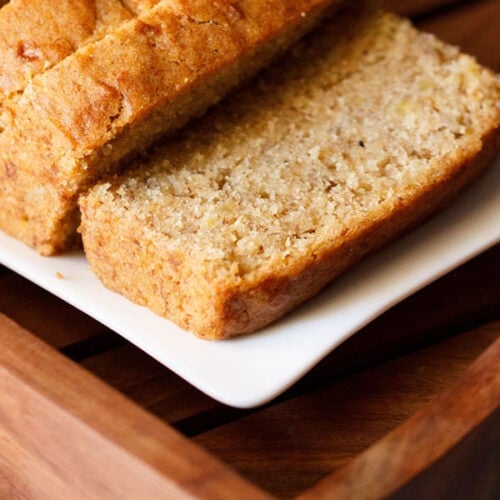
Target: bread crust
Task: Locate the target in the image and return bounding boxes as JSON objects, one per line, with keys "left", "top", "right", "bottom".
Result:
{"left": 80, "top": 128, "right": 499, "bottom": 339}
{"left": 0, "top": 0, "right": 132, "bottom": 114}
{"left": 0, "top": 0, "right": 340, "bottom": 255}
{"left": 79, "top": 7, "right": 499, "bottom": 339}
{"left": 213, "top": 127, "right": 499, "bottom": 338}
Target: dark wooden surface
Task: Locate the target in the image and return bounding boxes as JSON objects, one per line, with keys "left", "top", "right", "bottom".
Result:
{"left": 0, "top": 1, "right": 499, "bottom": 498}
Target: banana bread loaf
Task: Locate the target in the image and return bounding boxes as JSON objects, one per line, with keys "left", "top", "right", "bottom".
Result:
{"left": 0, "top": 0, "right": 339, "bottom": 254}
{"left": 80, "top": 5, "right": 500, "bottom": 339}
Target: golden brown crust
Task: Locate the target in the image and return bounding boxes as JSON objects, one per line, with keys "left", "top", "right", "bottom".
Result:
{"left": 0, "top": 0, "right": 340, "bottom": 255}
{"left": 0, "top": 0, "right": 132, "bottom": 113}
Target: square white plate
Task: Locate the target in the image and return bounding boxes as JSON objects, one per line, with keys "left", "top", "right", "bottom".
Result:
{"left": 1, "top": 158, "right": 498, "bottom": 408}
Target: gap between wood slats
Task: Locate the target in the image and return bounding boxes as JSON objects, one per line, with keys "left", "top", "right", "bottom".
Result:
{"left": 387, "top": 0, "right": 479, "bottom": 19}
{"left": 192, "top": 322, "right": 499, "bottom": 498}
{"left": 0, "top": 265, "right": 11, "bottom": 278}
{"left": 70, "top": 245, "right": 499, "bottom": 435}
{"left": 60, "top": 331, "right": 127, "bottom": 361}
{"left": 0, "top": 315, "right": 270, "bottom": 500}
{"left": 174, "top": 300, "right": 497, "bottom": 437}
{"left": 390, "top": 409, "right": 499, "bottom": 499}
{"left": 174, "top": 245, "right": 500, "bottom": 435}
{"left": 0, "top": 272, "right": 110, "bottom": 349}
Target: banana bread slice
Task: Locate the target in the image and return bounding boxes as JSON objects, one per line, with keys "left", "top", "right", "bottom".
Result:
{"left": 0, "top": 0, "right": 132, "bottom": 117}
{"left": 80, "top": 6, "right": 500, "bottom": 339}
{"left": 0, "top": 0, "right": 339, "bottom": 255}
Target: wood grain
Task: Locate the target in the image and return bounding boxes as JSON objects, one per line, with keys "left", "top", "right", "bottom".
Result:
{"left": 69, "top": 246, "right": 499, "bottom": 440}
{"left": 81, "top": 344, "right": 219, "bottom": 424}
{"left": 0, "top": 314, "right": 270, "bottom": 499}
{"left": 0, "top": 272, "right": 107, "bottom": 348}
{"left": 0, "top": 1, "right": 498, "bottom": 498}
{"left": 391, "top": 409, "right": 499, "bottom": 499}
{"left": 194, "top": 323, "right": 499, "bottom": 497}
{"left": 301, "top": 329, "right": 500, "bottom": 500}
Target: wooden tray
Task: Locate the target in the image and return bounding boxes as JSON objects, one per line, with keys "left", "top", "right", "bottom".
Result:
{"left": 1, "top": 1, "right": 499, "bottom": 497}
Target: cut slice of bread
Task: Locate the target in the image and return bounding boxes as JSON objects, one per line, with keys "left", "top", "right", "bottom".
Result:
{"left": 0, "top": 0, "right": 132, "bottom": 116}
{"left": 0, "top": 0, "right": 340, "bottom": 255}
{"left": 80, "top": 5, "right": 500, "bottom": 339}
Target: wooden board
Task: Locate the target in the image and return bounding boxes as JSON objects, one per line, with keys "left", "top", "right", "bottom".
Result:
{"left": 0, "top": 1, "right": 499, "bottom": 497}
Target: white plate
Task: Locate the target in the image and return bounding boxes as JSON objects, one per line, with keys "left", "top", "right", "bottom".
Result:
{"left": 1, "top": 158, "right": 499, "bottom": 408}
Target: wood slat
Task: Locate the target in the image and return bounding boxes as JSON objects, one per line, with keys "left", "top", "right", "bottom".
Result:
{"left": 194, "top": 322, "right": 499, "bottom": 497}
{"left": 0, "top": 273, "right": 107, "bottom": 348}
{"left": 391, "top": 409, "right": 499, "bottom": 499}
{"left": 71, "top": 246, "right": 498, "bottom": 438}
{"left": 0, "top": 1, "right": 497, "bottom": 497}
{"left": 80, "top": 344, "right": 219, "bottom": 424}
{"left": 0, "top": 314, "right": 270, "bottom": 499}
{"left": 301, "top": 328, "right": 500, "bottom": 499}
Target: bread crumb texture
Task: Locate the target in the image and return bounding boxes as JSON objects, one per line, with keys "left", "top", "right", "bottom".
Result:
{"left": 0, "top": 0, "right": 336, "bottom": 255}
{"left": 80, "top": 8, "right": 499, "bottom": 338}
